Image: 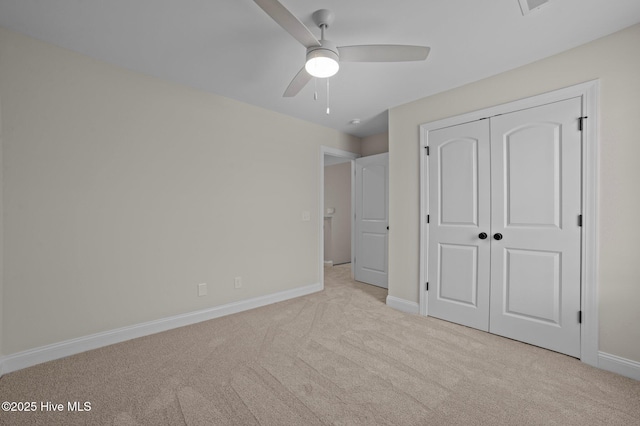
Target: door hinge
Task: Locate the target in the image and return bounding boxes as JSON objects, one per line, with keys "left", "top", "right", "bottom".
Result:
{"left": 578, "top": 116, "right": 588, "bottom": 131}
{"left": 578, "top": 310, "right": 582, "bottom": 324}
{"left": 426, "top": 282, "right": 429, "bottom": 291}
{"left": 427, "top": 214, "right": 430, "bottom": 224}
{"left": 425, "top": 146, "right": 430, "bottom": 155}
{"left": 578, "top": 214, "right": 583, "bottom": 227}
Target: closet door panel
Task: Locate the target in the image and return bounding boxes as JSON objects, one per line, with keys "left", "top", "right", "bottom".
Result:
{"left": 427, "top": 120, "right": 491, "bottom": 331}
{"left": 504, "top": 125, "right": 561, "bottom": 228}
{"left": 489, "top": 97, "right": 582, "bottom": 357}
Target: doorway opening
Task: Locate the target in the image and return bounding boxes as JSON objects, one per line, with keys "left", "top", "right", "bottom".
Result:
{"left": 319, "top": 147, "right": 359, "bottom": 288}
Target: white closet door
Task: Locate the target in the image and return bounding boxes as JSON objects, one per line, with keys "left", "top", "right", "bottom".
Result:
{"left": 489, "top": 97, "right": 582, "bottom": 357}
{"left": 427, "top": 120, "right": 491, "bottom": 331}
{"left": 355, "top": 153, "right": 389, "bottom": 288}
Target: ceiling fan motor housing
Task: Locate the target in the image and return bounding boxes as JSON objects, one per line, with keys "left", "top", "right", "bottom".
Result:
{"left": 306, "top": 40, "right": 339, "bottom": 62}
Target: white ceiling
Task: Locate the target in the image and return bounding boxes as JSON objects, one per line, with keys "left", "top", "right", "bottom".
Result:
{"left": 1, "top": 0, "right": 639, "bottom": 138}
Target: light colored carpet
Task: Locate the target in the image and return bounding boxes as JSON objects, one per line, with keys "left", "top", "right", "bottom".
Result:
{"left": 1, "top": 263, "right": 639, "bottom": 425}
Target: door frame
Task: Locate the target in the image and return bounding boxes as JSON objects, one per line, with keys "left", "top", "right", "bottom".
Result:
{"left": 319, "top": 146, "right": 360, "bottom": 288}
{"left": 419, "top": 80, "right": 599, "bottom": 366}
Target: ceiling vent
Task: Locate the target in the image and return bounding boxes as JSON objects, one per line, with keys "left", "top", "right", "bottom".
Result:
{"left": 518, "top": 0, "right": 550, "bottom": 15}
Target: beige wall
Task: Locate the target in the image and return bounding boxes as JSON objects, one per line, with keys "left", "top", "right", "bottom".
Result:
{"left": 0, "top": 27, "right": 360, "bottom": 355}
{"left": 324, "top": 162, "right": 352, "bottom": 264}
{"left": 389, "top": 23, "right": 640, "bottom": 363}
{"left": 0, "top": 88, "right": 3, "bottom": 357}
{"left": 361, "top": 132, "right": 389, "bottom": 156}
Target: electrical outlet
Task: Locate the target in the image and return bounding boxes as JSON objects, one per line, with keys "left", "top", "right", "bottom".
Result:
{"left": 234, "top": 276, "right": 242, "bottom": 289}
{"left": 302, "top": 210, "right": 311, "bottom": 221}
{"left": 198, "top": 283, "right": 207, "bottom": 297}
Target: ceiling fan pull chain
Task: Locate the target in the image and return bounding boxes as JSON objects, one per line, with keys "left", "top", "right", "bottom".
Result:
{"left": 326, "top": 78, "right": 330, "bottom": 115}
{"left": 314, "top": 78, "right": 318, "bottom": 101}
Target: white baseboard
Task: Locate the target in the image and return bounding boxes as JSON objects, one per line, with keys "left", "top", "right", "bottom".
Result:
{"left": 4, "top": 286, "right": 636, "bottom": 382}
{"left": 386, "top": 295, "right": 420, "bottom": 315}
{"left": 0, "top": 282, "right": 322, "bottom": 376}
{"left": 598, "top": 351, "right": 640, "bottom": 381}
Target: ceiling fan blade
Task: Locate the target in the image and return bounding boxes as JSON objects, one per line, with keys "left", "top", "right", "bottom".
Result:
{"left": 254, "top": 0, "right": 320, "bottom": 48}
{"left": 338, "top": 45, "right": 430, "bottom": 62}
{"left": 283, "top": 67, "right": 312, "bottom": 97}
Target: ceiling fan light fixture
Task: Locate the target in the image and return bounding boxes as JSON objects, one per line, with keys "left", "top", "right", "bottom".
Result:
{"left": 305, "top": 43, "right": 339, "bottom": 78}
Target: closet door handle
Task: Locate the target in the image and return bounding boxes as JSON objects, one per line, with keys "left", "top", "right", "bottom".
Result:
{"left": 493, "top": 233, "right": 503, "bottom": 241}
{"left": 478, "top": 232, "right": 488, "bottom": 240}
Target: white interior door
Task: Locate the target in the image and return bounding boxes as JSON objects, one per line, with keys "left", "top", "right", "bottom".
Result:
{"left": 489, "top": 97, "right": 582, "bottom": 357}
{"left": 427, "top": 120, "right": 491, "bottom": 331}
{"left": 355, "top": 153, "right": 389, "bottom": 288}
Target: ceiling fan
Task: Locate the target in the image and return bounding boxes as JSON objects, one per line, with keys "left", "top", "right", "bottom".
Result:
{"left": 253, "top": 0, "right": 431, "bottom": 97}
